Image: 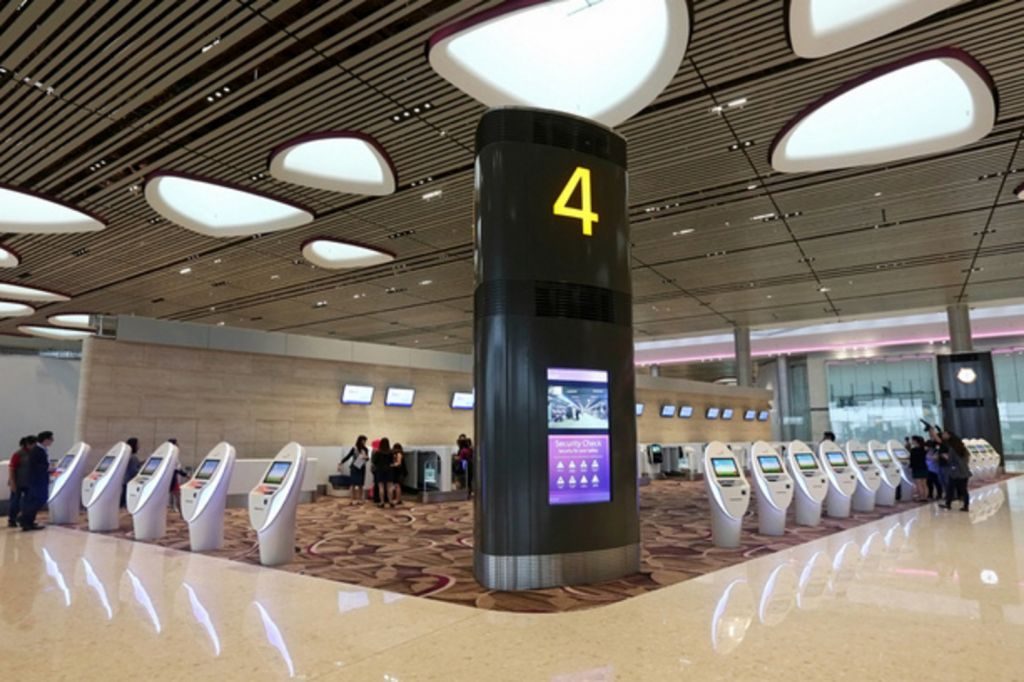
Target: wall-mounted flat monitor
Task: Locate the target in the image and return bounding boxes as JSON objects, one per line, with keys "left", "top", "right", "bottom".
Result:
{"left": 451, "top": 391, "right": 475, "bottom": 410}
{"left": 341, "top": 384, "right": 374, "bottom": 405}
{"left": 757, "top": 410, "right": 770, "bottom": 421}
{"left": 826, "top": 452, "right": 846, "bottom": 467}
{"left": 139, "top": 457, "right": 162, "bottom": 477}
{"left": 743, "top": 410, "right": 756, "bottom": 421}
{"left": 711, "top": 457, "right": 740, "bottom": 478}
{"left": 795, "top": 453, "right": 818, "bottom": 470}
{"left": 706, "top": 407, "right": 720, "bottom": 420}
{"left": 263, "top": 461, "right": 291, "bottom": 485}
{"left": 721, "top": 408, "right": 734, "bottom": 420}
{"left": 635, "top": 403, "right": 645, "bottom": 417}
{"left": 95, "top": 455, "right": 115, "bottom": 473}
{"left": 385, "top": 387, "right": 416, "bottom": 407}
{"left": 852, "top": 451, "right": 871, "bottom": 465}
{"left": 194, "top": 459, "right": 219, "bottom": 481}
{"left": 679, "top": 405, "right": 694, "bottom": 419}
{"left": 660, "top": 405, "right": 676, "bottom": 418}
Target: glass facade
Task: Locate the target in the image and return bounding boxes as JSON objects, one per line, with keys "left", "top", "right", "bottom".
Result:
{"left": 994, "top": 351, "right": 1024, "bottom": 455}
{"left": 826, "top": 356, "right": 941, "bottom": 443}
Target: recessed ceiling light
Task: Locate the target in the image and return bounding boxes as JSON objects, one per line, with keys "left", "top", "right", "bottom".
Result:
{"left": 0, "top": 245, "right": 20, "bottom": 268}
{"left": 874, "top": 191, "right": 883, "bottom": 197}
{"left": 672, "top": 229, "right": 694, "bottom": 236}
{"left": 421, "top": 189, "right": 443, "bottom": 201}
{"left": 301, "top": 238, "right": 395, "bottom": 269}
{"left": 769, "top": 48, "right": 997, "bottom": 173}
{"left": 313, "top": 300, "right": 328, "bottom": 308}
{"left": 0, "top": 300, "right": 35, "bottom": 317}
{"left": 216, "top": 321, "right": 225, "bottom": 327}
{"left": 47, "top": 313, "right": 94, "bottom": 329}
{"left": 145, "top": 172, "right": 314, "bottom": 238}
{"left": 427, "top": 0, "right": 692, "bottom": 127}
{"left": 179, "top": 267, "right": 192, "bottom": 275}
{"left": 788, "top": 0, "right": 961, "bottom": 59}
{"left": 0, "top": 185, "right": 106, "bottom": 233}
{"left": 17, "top": 325, "right": 93, "bottom": 340}
{"left": 268, "top": 132, "right": 397, "bottom": 195}
{"left": 818, "top": 286, "right": 831, "bottom": 293}
{"left": 0, "top": 282, "right": 69, "bottom": 302}
{"left": 419, "top": 279, "right": 433, "bottom": 286}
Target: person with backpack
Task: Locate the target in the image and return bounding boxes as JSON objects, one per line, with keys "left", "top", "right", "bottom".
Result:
{"left": 340, "top": 435, "right": 369, "bottom": 505}
{"left": 941, "top": 429, "right": 972, "bottom": 512}
{"left": 371, "top": 438, "right": 393, "bottom": 508}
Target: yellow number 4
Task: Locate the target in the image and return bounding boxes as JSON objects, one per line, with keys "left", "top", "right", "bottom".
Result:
{"left": 553, "top": 166, "right": 599, "bottom": 237}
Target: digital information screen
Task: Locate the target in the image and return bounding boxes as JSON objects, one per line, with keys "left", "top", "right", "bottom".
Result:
{"left": 827, "top": 452, "right": 846, "bottom": 467}
{"left": 758, "top": 410, "right": 770, "bottom": 421}
{"left": 140, "top": 457, "right": 162, "bottom": 476}
{"left": 874, "top": 451, "right": 891, "bottom": 462}
{"left": 263, "top": 461, "right": 291, "bottom": 485}
{"left": 721, "top": 408, "right": 734, "bottom": 420}
{"left": 451, "top": 392, "right": 475, "bottom": 410}
{"left": 660, "top": 405, "right": 675, "bottom": 418}
{"left": 852, "top": 451, "right": 871, "bottom": 465}
{"left": 679, "top": 405, "right": 694, "bottom": 419}
{"left": 743, "top": 410, "right": 756, "bottom": 421}
{"left": 893, "top": 448, "right": 909, "bottom": 460}
{"left": 341, "top": 384, "right": 374, "bottom": 405}
{"left": 706, "top": 407, "right": 720, "bottom": 420}
{"left": 547, "top": 368, "right": 611, "bottom": 505}
{"left": 635, "top": 403, "right": 645, "bottom": 417}
{"left": 385, "top": 387, "right": 416, "bottom": 407}
{"left": 757, "top": 455, "right": 783, "bottom": 474}
{"left": 95, "top": 455, "right": 115, "bottom": 473}
{"left": 195, "top": 459, "right": 219, "bottom": 481}
{"left": 711, "top": 457, "right": 740, "bottom": 478}
{"left": 795, "top": 453, "right": 818, "bottom": 470}
{"left": 56, "top": 454, "right": 75, "bottom": 471}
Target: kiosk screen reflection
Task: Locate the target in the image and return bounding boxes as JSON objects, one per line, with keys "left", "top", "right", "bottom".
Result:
{"left": 852, "top": 451, "right": 871, "bottom": 465}
{"left": 712, "top": 457, "right": 740, "bottom": 478}
{"left": 194, "top": 459, "right": 219, "bottom": 481}
{"left": 263, "top": 462, "right": 291, "bottom": 485}
{"left": 546, "top": 368, "right": 611, "bottom": 505}
{"left": 757, "top": 455, "right": 783, "bottom": 474}
{"left": 139, "top": 458, "right": 162, "bottom": 476}
{"left": 874, "top": 450, "right": 891, "bottom": 463}
{"left": 827, "top": 452, "right": 847, "bottom": 467}
{"left": 56, "top": 454, "right": 75, "bottom": 470}
{"left": 795, "top": 453, "right": 818, "bottom": 470}
{"left": 95, "top": 456, "right": 115, "bottom": 473}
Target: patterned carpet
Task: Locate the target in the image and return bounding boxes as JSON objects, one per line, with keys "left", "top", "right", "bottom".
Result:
{"left": 52, "top": 475, "right": 1013, "bottom": 613}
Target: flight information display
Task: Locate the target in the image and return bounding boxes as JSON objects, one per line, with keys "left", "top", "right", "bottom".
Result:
{"left": 852, "top": 451, "right": 871, "bottom": 465}
{"left": 874, "top": 451, "right": 891, "bottom": 462}
{"left": 194, "top": 459, "right": 219, "bottom": 480}
{"left": 679, "top": 405, "right": 694, "bottom": 418}
{"left": 451, "top": 392, "right": 475, "bottom": 410}
{"left": 757, "top": 455, "right": 783, "bottom": 474}
{"left": 712, "top": 457, "right": 740, "bottom": 478}
{"left": 826, "top": 452, "right": 846, "bottom": 467}
{"left": 758, "top": 410, "right": 770, "bottom": 421}
{"left": 706, "top": 407, "right": 720, "bottom": 420}
{"left": 140, "top": 457, "right": 162, "bottom": 477}
{"left": 385, "top": 387, "right": 416, "bottom": 407}
{"left": 263, "top": 461, "right": 291, "bottom": 485}
{"left": 660, "top": 405, "right": 675, "bottom": 418}
{"left": 635, "top": 403, "right": 645, "bottom": 417}
{"left": 721, "top": 408, "right": 734, "bottom": 420}
{"left": 95, "top": 455, "right": 115, "bottom": 473}
{"left": 743, "top": 410, "right": 756, "bottom": 421}
{"left": 342, "top": 384, "right": 374, "bottom": 405}
{"left": 795, "top": 453, "right": 818, "bottom": 470}
{"left": 547, "top": 368, "right": 611, "bottom": 506}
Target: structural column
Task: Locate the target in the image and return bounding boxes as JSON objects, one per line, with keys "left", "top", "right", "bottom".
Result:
{"left": 947, "top": 303, "right": 973, "bottom": 352}
{"left": 734, "top": 326, "right": 752, "bottom": 387}
{"left": 775, "top": 356, "right": 790, "bottom": 441}
{"left": 650, "top": 364, "right": 661, "bottom": 377}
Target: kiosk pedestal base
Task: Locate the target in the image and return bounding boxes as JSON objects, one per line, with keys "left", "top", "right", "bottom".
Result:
{"left": 793, "top": 498, "right": 822, "bottom": 527}
{"left": 710, "top": 513, "right": 743, "bottom": 548}
{"left": 48, "top": 498, "right": 80, "bottom": 525}
{"left": 756, "top": 499, "right": 786, "bottom": 536}
{"left": 132, "top": 512, "right": 167, "bottom": 541}
{"left": 852, "top": 486, "right": 876, "bottom": 512}
{"left": 899, "top": 479, "right": 913, "bottom": 500}
{"left": 876, "top": 484, "right": 897, "bottom": 507}
{"left": 826, "top": 494, "right": 852, "bottom": 519}
{"left": 257, "top": 529, "right": 296, "bottom": 567}
{"left": 87, "top": 505, "right": 120, "bottom": 532}
{"left": 188, "top": 518, "right": 225, "bottom": 552}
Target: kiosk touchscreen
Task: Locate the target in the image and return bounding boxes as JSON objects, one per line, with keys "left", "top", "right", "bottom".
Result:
{"left": 249, "top": 442, "right": 307, "bottom": 566}
{"left": 704, "top": 441, "right": 750, "bottom": 548}
{"left": 182, "top": 442, "right": 237, "bottom": 552}
{"left": 846, "top": 439, "right": 882, "bottom": 512}
{"left": 750, "top": 441, "right": 793, "bottom": 536}
{"left": 47, "top": 441, "right": 91, "bottom": 525}
{"left": 868, "top": 440, "right": 900, "bottom": 507}
{"left": 127, "top": 441, "right": 180, "bottom": 541}
{"left": 818, "top": 441, "right": 857, "bottom": 519}
{"left": 784, "top": 441, "right": 828, "bottom": 527}
{"left": 82, "top": 442, "right": 132, "bottom": 532}
{"left": 887, "top": 439, "right": 914, "bottom": 499}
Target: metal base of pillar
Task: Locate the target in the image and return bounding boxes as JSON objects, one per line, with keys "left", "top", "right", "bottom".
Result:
{"left": 475, "top": 543, "right": 641, "bottom": 591}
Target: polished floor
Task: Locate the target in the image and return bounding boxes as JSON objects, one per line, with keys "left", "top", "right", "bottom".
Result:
{"left": 3, "top": 477, "right": 1024, "bottom": 681}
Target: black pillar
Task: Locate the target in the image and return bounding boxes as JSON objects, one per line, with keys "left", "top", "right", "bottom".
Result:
{"left": 936, "top": 352, "right": 1004, "bottom": 461}
{"left": 473, "top": 108, "right": 640, "bottom": 590}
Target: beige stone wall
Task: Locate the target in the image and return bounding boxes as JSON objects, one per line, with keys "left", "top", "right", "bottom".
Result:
{"left": 77, "top": 338, "right": 772, "bottom": 467}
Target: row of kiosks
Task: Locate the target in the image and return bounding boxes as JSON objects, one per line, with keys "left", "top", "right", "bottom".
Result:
{"left": 47, "top": 442, "right": 91, "bottom": 524}
{"left": 966, "top": 439, "right": 1001, "bottom": 480}
{"left": 248, "top": 443, "right": 307, "bottom": 566}
{"left": 127, "top": 441, "right": 180, "bottom": 540}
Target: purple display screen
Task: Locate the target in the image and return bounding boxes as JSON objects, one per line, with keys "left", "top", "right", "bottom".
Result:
{"left": 547, "top": 368, "right": 611, "bottom": 505}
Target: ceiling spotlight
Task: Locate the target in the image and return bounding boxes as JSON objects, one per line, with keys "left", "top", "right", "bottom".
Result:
{"left": 419, "top": 279, "right": 433, "bottom": 286}
{"left": 301, "top": 238, "right": 395, "bottom": 270}
{"left": 0, "top": 282, "right": 69, "bottom": 303}
{"left": 770, "top": 48, "right": 997, "bottom": 173}
{"left": 313, "top": 300, "right": 328, "bottom": 308}
{"left": 421, "top": 189, "right": 443, "bottom": 201}
{"left": 818, "top": 286, "right": 831, "bottom": 293}
{"left": 268, "top": 131, "right": 397, "bottom": 195}
{"left": 179, "top": 267, "right": 192, "bottom": 275}
{"left": 956, "top": 367, "right": 978, "bottom": 384}
{"left": 0, "top": 185, "right": 106, "bottom": 233}
{"left": 672, "top": 229, "right": 694, "bottom": 236}
{"left": 427, "top": 0, "right": 692, "bottom": 127}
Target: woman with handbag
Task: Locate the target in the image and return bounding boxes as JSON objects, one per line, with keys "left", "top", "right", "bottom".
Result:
{"left": 340, "top": 435, "right": 369, "bottom": 506}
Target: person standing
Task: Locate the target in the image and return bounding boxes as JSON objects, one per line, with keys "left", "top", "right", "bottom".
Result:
{"left": 122, "top": 437, "right": 141, "bottom": 508}
{"left": 371, "top": 438, "right": 392, "bottom": 508}
{"left": 389, "top": 443, "right": 407, "bottom": 507}
{"left": 7, "top": 437, "right": 33, "bottom": 528}
{"left": 19, "top": 431, "right": 54, "bottom": 531}
{"left": 458, "top": 438, "right": 475, "bottom": 497}
{"left": 925, "top": 439, "right": 943, "bottom": 501}
{"left": 340, "top": 435, "right": 369, "bottom": 505}
{"left": 909, "top": 435, "right": 928, "bottom": 501}
{"left": 943, "top": 430, "right": 972, "bottom": 512}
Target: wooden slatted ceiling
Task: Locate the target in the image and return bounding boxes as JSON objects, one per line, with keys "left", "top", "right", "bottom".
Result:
{"left": 1, "top": 0, "right": 1023, "bottom": 351}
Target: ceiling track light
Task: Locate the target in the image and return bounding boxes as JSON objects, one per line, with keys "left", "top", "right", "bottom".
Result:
{"left": 390, "top": 101, "right": 433, "bottom": 123}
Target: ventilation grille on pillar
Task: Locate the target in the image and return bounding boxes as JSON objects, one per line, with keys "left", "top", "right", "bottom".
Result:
{"left": 534, "top": 281, "right": 614, "bottom": 323}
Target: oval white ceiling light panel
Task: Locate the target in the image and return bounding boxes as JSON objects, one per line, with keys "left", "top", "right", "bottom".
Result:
{"left": 0, "top": 185, "right": 106, "bottom": 233}
{"left": 48, "top": 313, "right": 95, "bottom": 329}
{"left": 1014, "top": 182, "right": 1024, "bottom": 200}
{"left": 0, "top": 282, "right": 70, "bottom": 302}
{"left": 301, "top": 238, "right": 395, "bottom": 269}
{"left": 17, "top": 325, "right": 94, "bottom": 340}
{"left": 0, "top": 245, "right": 19, "bottom": 268}
{"left": 144, "top": 172, "right": 315, "bottom": 238}
{"left": 769, "top": 48, "right": 996, "bottom": 173}
{"left": 0, "top": 300, "right": 35, "bottom": 317}
{"left": 788, "top": 0, "right": 963, "bottom": 59}
{"left": 427, "top": 0, "right": 692, "bottom": 127}
{"left": 269, "top": 132, "right": 397, "bottom": 195}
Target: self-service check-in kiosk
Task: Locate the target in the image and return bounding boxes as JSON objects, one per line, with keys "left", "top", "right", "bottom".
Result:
{"left": 182, "top": 442, "right": 237, "bottom": 552}
{"left": 750, "top": 441, "right": 793, "bottom": 536}
{"left": 704, "top": 441, "right": 750, "bottom": 548}
{"left": 83, "top": 442, "right": 132, "bottom": 532}
{"left": 887, "top": 439, "right": 914, "bottom": 500}
{"left": 847, "top": 440, "right": 882, "bottom": 512}
{"left": 784, "top": 440, "right": 828, "bottom": 527}
{"left": 127, "top": 441, "right": 180, "bottom": 541}
{"left": 249, "top": 442, "right": 307, "bottom": 566}
{"left": 818, "top": 440, "right": 857, "bottom": 519}
{"left": 966, "top": 441, "right": 988, "bottom": 480}
{"left": 868, "top": 440, "right": 900, "bottom": 506}
{"left": 47, "top": 441, "right": 91, "bottom": 524}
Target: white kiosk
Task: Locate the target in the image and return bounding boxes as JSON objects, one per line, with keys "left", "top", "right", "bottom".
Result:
{"left": 886, "top": 439, "right": 914, "bottom": 499}
{"left": 704, "top": 441, "right": 750, "bottom": 548}
{"left": 750, "top": 441, "right": 793, "bottom": 536}
{"left": 846, "top": 440, "right": 882, "bottom": 513}
{"left": 784, "top": 440, "right": 828, "bottom": 527}
{"left": 47, "top": 441, "right": 91, "bottom": 525}
{"left": 249, "top": 442, "right": 307, "bottom": 566}
{"left": 127, "top": 441, "right": 180, "bottom": 541}
{"left": 82, "top": 442, "right": 132, "bottom": 532}
{"left": 818, "top": 440, "right": 857, "bottom": 519}
{"left": 868, "top": 440, "right": 900, "bottom": 506}
{"left": 182, "top": 442, "right": 237, "bottom": 551}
